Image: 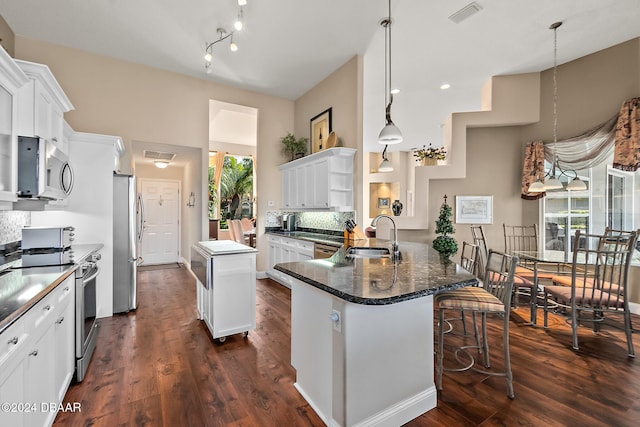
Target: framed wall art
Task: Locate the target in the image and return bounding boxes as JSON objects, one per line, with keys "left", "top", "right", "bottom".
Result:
{"left": 455, "top": 195, "right": 493, "bottom": 224}
{"left": 310, "top": 107, "right": 332, "bottom": 153}
{"left": 378, "top": 197, "right": 390, "bottom": 209}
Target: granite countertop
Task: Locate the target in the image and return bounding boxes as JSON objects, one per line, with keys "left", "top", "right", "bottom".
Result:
{"left": 0, "top": 243, "right": 104, "bottom": 334}
{"left": 274, "top": 239, "right": 478, "bottom": 305}
{"left": 266, "top": 229, "right": 346, "bottom": 247}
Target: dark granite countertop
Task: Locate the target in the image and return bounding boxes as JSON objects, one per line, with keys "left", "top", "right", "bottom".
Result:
{"left": 266, "top": 229, "right": 346, "bottom": 247}
{"left": 274, "top": 239, "right": 478, "bottom": 305}
{"left": 0, "top": 243, "right": 104, "bottom": 334}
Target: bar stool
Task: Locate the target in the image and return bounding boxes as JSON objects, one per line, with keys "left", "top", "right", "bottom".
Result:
{"left": 435, "top": 250, "right": 518, "bottom": 399}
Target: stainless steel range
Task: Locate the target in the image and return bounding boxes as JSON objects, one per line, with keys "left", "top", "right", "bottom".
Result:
{"left": 75, "top": 252, "right": 101, "bottom": 381}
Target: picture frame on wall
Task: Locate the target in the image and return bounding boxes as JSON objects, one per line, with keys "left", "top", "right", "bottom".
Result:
{"left": 310, "top": 107, "right": 332, "bottom": 154}
{"left": 455, "top": 195, "right": 493, "bottom": 224}
{"left": 378, "top": 197, "right": 390, "bottom": 209}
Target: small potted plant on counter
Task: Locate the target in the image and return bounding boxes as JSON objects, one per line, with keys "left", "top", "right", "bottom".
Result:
{"left": 413, "top": 143, "right": 446, "bottom": 166}
{"left": 281, "top": 132, "right": 309, "bottom": 161}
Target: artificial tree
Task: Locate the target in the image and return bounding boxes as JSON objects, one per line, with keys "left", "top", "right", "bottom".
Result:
{"left": 432, "top": 194, "right": 458, "bottom": 257}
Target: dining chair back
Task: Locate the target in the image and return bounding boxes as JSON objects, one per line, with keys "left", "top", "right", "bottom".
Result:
{"left": 503, "top": 224, "right": 538, "bottom": 254}
{"left": 470, "top": 225, "right": 488, "bottom": 273}
{"left": 543, "top": 228, "right": 638, "bottom": 356}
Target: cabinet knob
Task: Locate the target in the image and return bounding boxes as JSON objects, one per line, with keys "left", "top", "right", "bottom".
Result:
{"left": 64, "top": 286, "right": 70, "bottom": 292}
{"left": 44, "top": 305, "right": 52, "bottom": 311}
{"left": 7, "top": 336, "right": 18, "bottom": 345}
{"left": 56, "top": 317, "right": 65, "bottom": 324}
{"left": 52, "top": 137, "right": 58, "bottom": 142}
{"left": 29, "top": 350, "right": 38, "bottom": 357}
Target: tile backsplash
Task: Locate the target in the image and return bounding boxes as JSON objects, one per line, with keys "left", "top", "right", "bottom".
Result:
{"left": 0, "top": 211, "right": 30, "bottom": 246}
{"left": 265, "top": 211, "right": 355, "bottom": 232}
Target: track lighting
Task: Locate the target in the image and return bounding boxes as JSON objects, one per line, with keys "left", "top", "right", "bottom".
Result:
{"left": 203, "top": 2, "right": 248, "bottom": 72}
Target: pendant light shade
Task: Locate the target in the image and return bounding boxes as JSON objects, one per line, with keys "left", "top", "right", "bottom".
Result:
{"left": 378, "top": 0, "right": 402, "bottom": 145}
{"left": 566, "top": 177, "right": 587, "bottom": 191}
{"left": 378, "top": 144, "right": 394, "bottom": 172}
{"left": 528, "top": 180, "right": 546, "bottom": 193}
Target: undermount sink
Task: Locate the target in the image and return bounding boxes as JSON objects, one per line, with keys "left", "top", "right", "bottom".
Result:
{"left": 346, "top": 247, "right": 391, "bottom": 259}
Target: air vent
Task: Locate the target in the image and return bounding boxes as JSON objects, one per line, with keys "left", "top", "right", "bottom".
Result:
{"left": 143, "top": 150, "right": 176, "bottom": 161}
{"left": 448, "top": 2, "right": 483, "bottom": 24}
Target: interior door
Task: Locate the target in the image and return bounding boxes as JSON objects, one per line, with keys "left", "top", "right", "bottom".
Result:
{"left": 139, "top": 179, "right": 180, "bottom": 265}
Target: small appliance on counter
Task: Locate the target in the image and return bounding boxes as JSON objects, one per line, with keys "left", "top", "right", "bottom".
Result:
{"left": 21, "top": 226, "right": 75, "bottom": 251}
{"left": 282, "top": 213, "right": 296, "bottom": 232}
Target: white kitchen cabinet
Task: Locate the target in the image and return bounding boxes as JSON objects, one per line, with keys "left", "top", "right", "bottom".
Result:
{"left": 192, "top": 241, "right": 258, "bottom": 343}
{"left": 0, "top": 274, "right": 76, "bottom": 427}
{"left": 279, "top": 147, "right": 356, "bottom": 211}
{"left": 0, "top": 47, "right": 29, "bottom": 208}
{"left": 267, "top": 234, "right": 314, "bottom": 287}
{"left": 15, "top": 59, "right": 73, "bottom": 150}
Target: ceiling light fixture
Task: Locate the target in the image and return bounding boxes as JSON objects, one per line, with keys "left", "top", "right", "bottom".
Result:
{"left": 378, "top": 0, "right": 402, "bottom": 145}
{"left": 204, "top": 2, "right": 248, "bottom": 73}
{"left": 378, "top": 145, "right": 394, "bottom": 172}
{"left": 154, "top": 160, "right": 169, "bottom": 169}
{"left": 528, "top": 21, "right": 587, "bottom": 193}
{"left": 440, "top": 83, "right": 451, "bottom": 90}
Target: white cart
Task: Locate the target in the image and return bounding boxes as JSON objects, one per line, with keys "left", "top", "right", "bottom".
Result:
{"left": 191, "top": 240, "right": 258, "bottom": 343}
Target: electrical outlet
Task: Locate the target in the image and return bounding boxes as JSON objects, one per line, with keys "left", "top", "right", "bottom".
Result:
{"left": 330, "top": 309, "right": 342, "bottom": 332}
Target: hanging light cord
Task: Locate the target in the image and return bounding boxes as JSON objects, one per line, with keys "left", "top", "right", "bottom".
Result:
{"left": 552, "top": 22, "right": 559, "bottom": 145}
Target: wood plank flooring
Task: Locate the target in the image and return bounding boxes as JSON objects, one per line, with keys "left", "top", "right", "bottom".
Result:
{"left": 54, "top": 266, "right": 640, "bottom": 426}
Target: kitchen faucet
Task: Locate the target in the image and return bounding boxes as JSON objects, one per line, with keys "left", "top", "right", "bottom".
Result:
{"left": 371, "top": 214, "right": 399, "bottom": 259}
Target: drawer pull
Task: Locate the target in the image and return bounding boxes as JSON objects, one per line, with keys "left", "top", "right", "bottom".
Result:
{"left": 64, "top": 286, "right": 70, "bottom": 292}
{"left": 44, "top": 305, "right": 52, "bottom": 311}
{"left": 7, "top": 336, "right": 18, "bottom": 345}
{"left": 56, "top": 317, "right": 65, "bottom": 324}
{"left": 29, "top": 350, "right": 38, "bottom": 357}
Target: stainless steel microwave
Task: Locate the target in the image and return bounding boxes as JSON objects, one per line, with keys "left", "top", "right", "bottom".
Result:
{"left": 17, "top": 136, "right": 74, "bottom": 200}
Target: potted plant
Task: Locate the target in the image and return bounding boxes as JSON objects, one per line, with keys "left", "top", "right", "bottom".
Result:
{"left": 432, "top": 195, "right": 458, "bottom": 258}
{"left": 413, "top": 143, "right": 446, "bottom": 166}
{"left": 281, "top": 132, "right": 309, "bottom": 161}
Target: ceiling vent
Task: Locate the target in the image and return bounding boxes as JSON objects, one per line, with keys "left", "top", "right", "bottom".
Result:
{"left": 448, "top": 2, "right": 483, "bottom": 24}
{"left": 143, "top": 150, "right": 176, "bottom": 161}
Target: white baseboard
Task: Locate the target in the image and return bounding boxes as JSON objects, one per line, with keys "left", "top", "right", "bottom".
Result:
{"left": 256, "top": 270, "right": 268, "bottom": 279}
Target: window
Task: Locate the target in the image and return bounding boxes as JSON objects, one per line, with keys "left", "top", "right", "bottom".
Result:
{"left": 607, "top": 168, "right": 633, "bottom": 230}
{"left": 208, "top": 153, "right": 254, "bottom": 229}
{"left": 543, "top": 181, "right": 590, "bottom": 252}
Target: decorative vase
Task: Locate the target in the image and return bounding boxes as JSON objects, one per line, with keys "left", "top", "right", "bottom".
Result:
{"left": 392, "top": 199, "right": 403, "bottom": 216}
{"left": 421, "top": 158, "right": 437, "bottom": 166}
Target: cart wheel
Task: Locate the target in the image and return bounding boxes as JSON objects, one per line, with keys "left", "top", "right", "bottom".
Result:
{"left": 218, "top": 336, "right": 226, "bottom": 343}
{"left": 243, "top": 331, "right": 249, "bottom": 338}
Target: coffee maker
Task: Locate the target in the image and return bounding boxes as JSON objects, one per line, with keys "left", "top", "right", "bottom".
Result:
{"left": 282, "top": 213, "right": 296, "bottom": 232}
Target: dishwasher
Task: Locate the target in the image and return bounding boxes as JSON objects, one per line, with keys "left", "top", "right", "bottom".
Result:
{"left": 314, "top": 242, "right": 339, "bottom": 259}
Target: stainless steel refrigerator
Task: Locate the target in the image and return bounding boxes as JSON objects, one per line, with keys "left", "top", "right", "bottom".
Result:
{"left": 113, "top": 173, "right": 138, "bottom": 313}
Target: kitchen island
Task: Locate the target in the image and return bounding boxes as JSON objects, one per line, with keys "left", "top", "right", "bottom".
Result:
{"left": 274, "top": 240, "right": 477, "bottom": 427}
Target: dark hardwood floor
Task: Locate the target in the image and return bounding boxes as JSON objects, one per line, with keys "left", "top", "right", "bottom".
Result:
{"left": 54, "top": 266, "right": 640, "bottom": 426}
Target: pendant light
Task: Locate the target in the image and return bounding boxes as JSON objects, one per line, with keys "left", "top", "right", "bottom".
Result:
{"left": 378, "top": 0, "right": 402, "bottom": 145}
{"left": 378, "top": 145, "right": 393, "bottom": 172}
{"left": 528, "top": 21, "right": 587, "bottom": 193}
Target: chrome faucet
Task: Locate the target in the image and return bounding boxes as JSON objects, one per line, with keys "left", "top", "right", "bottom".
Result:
{"left": 371, "top": 214, "right": 399, "bottom": 259}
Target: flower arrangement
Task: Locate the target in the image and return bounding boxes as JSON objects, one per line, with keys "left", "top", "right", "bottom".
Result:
{"left": 413, "top": 144, "right": 447, "bottom": 162}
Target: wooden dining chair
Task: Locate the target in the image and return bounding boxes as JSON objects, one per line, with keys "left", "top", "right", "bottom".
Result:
{"left": 435, "top": 250, "right": 518, "bottom": 398}
{"left": 543, "top": 229, "right": 638, "bottom": 356}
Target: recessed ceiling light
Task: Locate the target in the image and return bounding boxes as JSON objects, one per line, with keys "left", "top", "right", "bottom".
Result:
{"left": 154, "top": 160, "right": 169, "bottom": 169}
{"left": 440, "top": 83, "right": 451, "bottom": 90}
{"left": 390, "top": 88, "right": 400, "bottom": 94}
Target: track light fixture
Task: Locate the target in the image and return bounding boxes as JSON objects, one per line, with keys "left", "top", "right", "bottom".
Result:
{"left": 203, "top": 1, "right": 248, "bottom": 72}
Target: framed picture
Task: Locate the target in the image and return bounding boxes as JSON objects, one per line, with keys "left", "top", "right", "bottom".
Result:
{"left": 455, "top": 195, "right": 493, "bottom": 224}
{"left": 378, "top": 197, "right": 390, "bottom": 208}
{"left": 310, "top": 107, "right": 332, "bottom": 154}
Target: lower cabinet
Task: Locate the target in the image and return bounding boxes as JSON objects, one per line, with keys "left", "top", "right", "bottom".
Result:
{"left": 0, "top": 274, "right": 76, "bottom": 427}
{"left": 196, "top": 252, "right": 257, "bottom": 342}
{"left": 267, "top": 235, "right": 314, "bottom": 287}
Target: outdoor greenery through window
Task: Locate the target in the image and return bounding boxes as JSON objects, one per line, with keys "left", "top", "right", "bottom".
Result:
{"left": 209, "top": 153, "right": 254, "bottom": 230}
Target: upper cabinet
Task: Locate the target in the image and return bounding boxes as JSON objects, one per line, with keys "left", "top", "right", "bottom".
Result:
{"left": 0, "top": 48, "right": 29, "bottom": 209}
{"left": 280, "top": 148, "right": 356, "bottom": 212}
{"left": 15, "top": 59, "right": 74, "bottom": 153}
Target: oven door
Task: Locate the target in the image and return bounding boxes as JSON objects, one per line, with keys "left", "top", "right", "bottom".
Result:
{"left": 75, "top": 261, "right": 99, "bottom": 381}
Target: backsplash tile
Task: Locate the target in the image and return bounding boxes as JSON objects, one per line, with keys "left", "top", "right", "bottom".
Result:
{"left": 0, "top": 211, "right": 30, "bottom": 246}
{"left": 265, "top": 211, "right": 355, "bottom": 232}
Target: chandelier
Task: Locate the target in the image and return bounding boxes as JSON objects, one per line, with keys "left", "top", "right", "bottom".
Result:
{"left": 529, "top": 22, "right": 587, "bottom": 193}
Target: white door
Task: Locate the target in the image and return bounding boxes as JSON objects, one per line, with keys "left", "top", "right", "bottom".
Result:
{"left": 139, "top": 179, "right": 180, "bottom": 265}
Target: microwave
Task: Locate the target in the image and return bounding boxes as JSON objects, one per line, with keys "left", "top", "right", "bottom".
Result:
{"left": 17, "top": 136, "right": 74, "bottom": 200}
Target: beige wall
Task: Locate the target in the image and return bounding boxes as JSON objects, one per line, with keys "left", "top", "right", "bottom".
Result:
{"left": 293, "top": 56, "right": 363, "bottom": 219}
{"left": 0, "top": 15, "right": 14, "bottom": 57}
{"left": 14, "top": 37, "right": 294, "bottom": 271}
